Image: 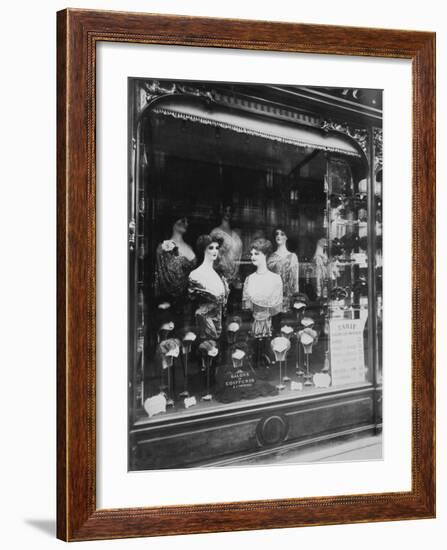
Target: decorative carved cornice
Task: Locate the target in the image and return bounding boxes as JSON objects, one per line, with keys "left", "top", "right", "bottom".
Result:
{"left": 135, "top": 80, "right": 383, "bottom": 167}
{"left": 320, "top": 119, "right": 369, "bottom": 157}
{"left": 320, "top": 121, "right": 383, "bottom": 173}
{"left": 212, "top": 91, "right": 321, "bottom": 128}
{"left": 138, "top": 80, "right": 215, "bottom": 112}
{"left": 138, "top": 80, "right": 322, "bottom": 128}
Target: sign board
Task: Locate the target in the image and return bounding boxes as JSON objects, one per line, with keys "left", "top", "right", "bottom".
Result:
{"left": 214, "top": 365, "right": 277, "bottom": 403}
{"left": 329, "top": 318, "right": 367, "bottom": 386}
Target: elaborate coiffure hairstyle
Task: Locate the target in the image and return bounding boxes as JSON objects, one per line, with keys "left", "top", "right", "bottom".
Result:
{"left": 160, "top": 206, "right": 189, "bottom": 240}
{"left": 213, "top": 200, "right": 235, "bottom": 225}
{"left": 195, "top": 234, "right": 222, "bottom": 263}
{"left": 249, "top": 238, "right": 273, "bottom": 257}
{"left": 272, "top": 225, "right": 288, "bottom": 240}
{"left": 272, "top": 225, "right": 297, "bottom": 252}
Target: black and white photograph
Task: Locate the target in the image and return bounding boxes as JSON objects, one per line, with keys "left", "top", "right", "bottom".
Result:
{"left": 128, "top": 78, "right": 383, "bottom": 471}
{"left": 2, "top": 0, "right": 442, "bottom": 547}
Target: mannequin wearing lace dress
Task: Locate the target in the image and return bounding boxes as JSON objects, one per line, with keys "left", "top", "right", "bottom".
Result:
{"left": 267, "top": 226, "right": 299, "bottom": 313}
{"left": 188, "top": 235, "right": 229, "bottom": 342}
{"left": 154, "top": 215, "right": 196, "bottom": 300}
{"left": 243, "top": 239, "right": 283, "bottom": 368}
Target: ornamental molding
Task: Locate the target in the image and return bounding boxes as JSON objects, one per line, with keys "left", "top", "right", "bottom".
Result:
{"left": 320, "top": 119, "right": 369, "bottom": 157}
{"left": 138, "top": 80, "right": 215, "bottom": 112}
{"left": 320, "top": 121, "right": 383, "bottom": 173}
{"left": 137, "top": 80, "right": 321, "bottom": 128}
{"left": 373, "top": 127, "right": 383, "bottom": 174}
{"left": 136, "top": 80, "right": 382, "bottom": 167}
{"left": 212, "top": 91, "right": 321, "bottom": 128}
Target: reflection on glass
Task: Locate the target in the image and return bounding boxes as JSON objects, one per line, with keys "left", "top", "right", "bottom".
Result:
{"left": 132, "top": 103, "right": 381, "bottom": 421}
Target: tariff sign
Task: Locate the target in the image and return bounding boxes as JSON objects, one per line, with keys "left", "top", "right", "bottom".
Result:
{"left": 329, "top": 318, "right": 367, "bottom": 386}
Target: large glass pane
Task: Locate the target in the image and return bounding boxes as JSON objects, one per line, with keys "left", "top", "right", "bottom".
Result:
{"left": 128, "top": 80, "right": 381, "bottom": 427}
{"left": 323, "top": 157, "right": 372, "bottom": 388}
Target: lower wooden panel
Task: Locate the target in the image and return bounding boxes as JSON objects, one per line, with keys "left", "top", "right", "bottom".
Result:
{"left": 130, "top": 385, "right": 381, "bottom": 470}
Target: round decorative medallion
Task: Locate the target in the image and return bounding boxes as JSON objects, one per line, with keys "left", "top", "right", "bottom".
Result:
{"left": 257, "top": 415, "right": 288, "bottom": 446}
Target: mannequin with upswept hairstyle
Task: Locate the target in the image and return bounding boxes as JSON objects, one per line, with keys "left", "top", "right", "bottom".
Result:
{"left": 210, "top": 201, "right": 242, "bottom": 285}
{"left": 267, "top": 226, "right": 299, "bottom": 311}
{"left": 243, "top": 238, "right": 283, "bottom": 339}
{"left": 154, "top": 210, "right": 196, "bottom": 300}
{"left": 188, "top": 234, "right": 229, "bottom": 341}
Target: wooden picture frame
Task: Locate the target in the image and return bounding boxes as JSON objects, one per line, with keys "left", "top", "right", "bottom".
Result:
{"left": 57, "top": 8, "right": 436, "bottom": 541}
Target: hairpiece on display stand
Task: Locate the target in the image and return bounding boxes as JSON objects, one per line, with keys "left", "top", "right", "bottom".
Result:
{"left": 226, "top": 316, "right": 242, "bottom": 362}
{"left": 159, "top": 338, "right": 180, "bottom": 407}
{"left": 158, "top": 321, "right": 175, "bottom": 343}
{"left": 280, "top": 325, "right": 294, "bottom": 381}
{"left": 301, "top": 317, "right": 315, "bottom": 329}
{"left": 299, "top": 328, "right": 317, "bottom": 387}
{"left": 231, "top": 341, "right": 255, "bottom": 374}
{"left": 292, "top": 293, "right": 308, "bottom": 377}
{"left": 199, "top": 340, "right": 219, "bottom": 401}
{"left": 157, "top": 317, "right": 176, "bottom": 390}
{"left": 156, "top": 301, "right": 174, "bottom": 340}
{"left": 280, "top": 325, "right": 294, "bottom": 337}
{"left": 179, "top": 331, "right": 196, "bottom": 398}
{"left": 231, "top": 348, "right": 246, "bottom": 372}
{"left": 270, "top": 337, "right": 291, "bottom": 390}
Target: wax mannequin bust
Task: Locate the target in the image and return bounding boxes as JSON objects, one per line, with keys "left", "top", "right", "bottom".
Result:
{"left": 169, "top": 216, "right": 196, "bottom": 261}
{"left": 188, "top": 235, "right": 229, "bottom": 341}
{"left": 154, "top": 214, "right": 197, "bottom": 300}
{"left": 210, "top": 202, "right": 243, "bottom": 286}
{"left": 267, "top": 226, "right": 299, "bottom": 312}
{"left": 243, "top": 238, "right": 283, "bottom": 339}
{"left": 189, "top": 242, "right": 224, "bottom": 296}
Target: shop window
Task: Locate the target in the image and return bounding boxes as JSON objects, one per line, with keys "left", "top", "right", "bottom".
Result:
{"left": 128, "top": 85, "right": 380, "bottom": 431}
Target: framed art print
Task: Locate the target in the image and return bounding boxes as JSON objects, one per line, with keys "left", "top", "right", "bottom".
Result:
{"left": 57, "top": 9, "right": 435, "bottom": 541}
{"left": 125, "top": 76, "right": 384, "bottom": 471}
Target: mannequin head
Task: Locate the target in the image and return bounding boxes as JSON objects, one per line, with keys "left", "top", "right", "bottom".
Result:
{"left": 218, "top": 201, "right": 234, "bottom": 224}
{"left": 162, "top": 207, "right": 190, "bottom": 240}
{"left": 249, "top": 238, "right": 273, "bottom": 268}
{"left": 196, "top": 234, "right": 221, "bottom": 265}
{"left": 172, "top": 216, "right": 189, "bottom": 235}
{"left": 273, "top": 226, "right": 288, "bottom": 248}
{"left": 314, "top": 237, "right": 328, "bottom": 258}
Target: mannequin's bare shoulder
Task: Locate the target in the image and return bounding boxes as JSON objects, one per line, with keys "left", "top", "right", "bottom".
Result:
{"left": 189, "top": 265, "right": 203, "bottom": 280}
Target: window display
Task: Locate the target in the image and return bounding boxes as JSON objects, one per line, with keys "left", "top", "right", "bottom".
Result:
{"left": 128, "top": 78, "right": 383, "bottom": 470}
